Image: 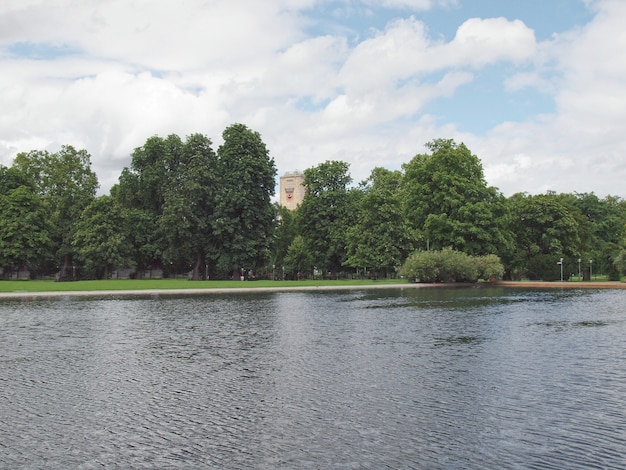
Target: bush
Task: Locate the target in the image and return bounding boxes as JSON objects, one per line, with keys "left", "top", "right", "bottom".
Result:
{"left": 475, "top": 254, "right": 505, "bottom": 280}
{"left": 400, "top": 248, "right": 502, "bottom": 283}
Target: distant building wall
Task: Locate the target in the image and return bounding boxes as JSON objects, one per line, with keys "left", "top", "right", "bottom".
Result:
{"left": 279, "top": 171, "right": 305, "bottom": 210}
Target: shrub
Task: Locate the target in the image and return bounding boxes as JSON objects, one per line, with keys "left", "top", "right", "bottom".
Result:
{"left": 475, "top": 254, "right": 505, "bottom": 280}
{"left": 400, "top": 248, "right": 501, "bottom": 283}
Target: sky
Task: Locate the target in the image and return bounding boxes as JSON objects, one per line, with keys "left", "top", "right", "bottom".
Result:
{"left": 1, "top": 0, "right": 625, "bottom": 198}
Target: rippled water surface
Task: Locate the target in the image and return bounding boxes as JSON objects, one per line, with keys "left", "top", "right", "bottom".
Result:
{"left": 1, "top": 287, "right": 626, "bottom": 469}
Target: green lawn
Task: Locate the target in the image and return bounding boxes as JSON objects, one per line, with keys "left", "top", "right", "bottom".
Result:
{"left": 0, "top": 278, "right": 409, "bottom": 293}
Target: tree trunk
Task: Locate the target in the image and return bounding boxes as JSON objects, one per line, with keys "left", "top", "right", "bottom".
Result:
{"left": 59, "top": 254, "right": 71, "bottom": 281}
{"left": 192, "top": 251, "right": 203, "bottom": 280}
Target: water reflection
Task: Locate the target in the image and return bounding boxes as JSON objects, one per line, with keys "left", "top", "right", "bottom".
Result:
{"left": 1, "top": 288, "right": 626, "bottom": 468}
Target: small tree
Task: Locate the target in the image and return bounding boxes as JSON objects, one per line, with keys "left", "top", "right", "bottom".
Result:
{"left": 284, "top": 235, "right": 313, "bottom": 279}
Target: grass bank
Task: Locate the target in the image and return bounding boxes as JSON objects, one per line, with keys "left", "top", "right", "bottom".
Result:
{"left": 0, "top": 278, "right": 409, "bottom": 293}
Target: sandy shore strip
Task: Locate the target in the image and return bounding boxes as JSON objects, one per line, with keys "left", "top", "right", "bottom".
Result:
{"left": 494, "top": 281, "right": 626, "bottom": 289}
{"left": 1, "top": 280, "right": 625, "bottom": 299}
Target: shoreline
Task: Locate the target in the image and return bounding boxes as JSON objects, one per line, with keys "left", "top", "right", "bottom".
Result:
{"left": 494, "top": 281, "right": 626, "bottom": 289}
{"left": 0, "top": 280, "right": 625, "bottom": 299}
{"left": 0, "top": 283, "right": 449, "bottom": 299}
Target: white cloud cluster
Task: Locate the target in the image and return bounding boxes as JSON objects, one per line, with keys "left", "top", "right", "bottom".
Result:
{"left": 1, "top": 0, "right": 625, "bottom": 197}
{"left": 476, "top": 0, "right": 626, "bottom": 196}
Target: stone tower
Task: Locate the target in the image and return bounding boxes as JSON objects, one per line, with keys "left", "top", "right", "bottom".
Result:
{"left": 279, "top": 171, "right": 305, "bottom": 210}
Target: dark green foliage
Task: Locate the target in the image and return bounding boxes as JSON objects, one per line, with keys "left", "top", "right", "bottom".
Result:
{"left": 0, "top": 165, "right": 34, "bottom": 193}
{"left": 0, "top": 185, "right": 53, "bottom": 276}
{"left": 297, "top": 160, "right": 358, "bottom": 277}
{"left": 159, "top": 134, "right": 219, "bottom": 280}
{"left": 507, "top": 192, "right": 580, "bottom": 279}
{"left": 563, "top": 193, "right": 626, "bottom": 279}
{"left": 214, "top": 124, "right": 277, "bottom": 275}
{"left": 114, "top": 134, "right": 183, "bottom": 271}
{"left": 345, "top": 168, "right": 413, "bottom": 276}
{"left": 73, "top": 196, "right": 133, "bottom": 279}
{"left": 12, "top": 146, "right": 99, "bottom": 278}
{"left": 271, "top": 204, "right": 297, "bottom": 270}
{"left": 284, "top": 235, "right": 313, "bottom": 278}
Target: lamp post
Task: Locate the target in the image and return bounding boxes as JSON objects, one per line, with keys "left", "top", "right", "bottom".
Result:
{"left": 272, "top": 264, "right": 275, "bottom": 281}
{"left": 589, "top": 259, "right": 593, "bottom": 280}
{"left": 578, "top": 258, "right": 581, "bottom": 281}
{"left": 557, "top": 258, "right": 564, "bottom": 282}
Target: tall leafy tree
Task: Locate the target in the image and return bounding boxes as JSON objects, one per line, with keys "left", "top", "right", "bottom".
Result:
{"left": 403, "top": 139, "right": 511, "bottom": 256}
{"left": 345, "top": 167, "right": 413, "bottom": 277}
{"left": 214, "top": 124, "right": 277, "bottom": 275}
{"left": 13, "top": 146, "right": 98, "bottom": 278}
{"left": 271, "top": 203, "right": 298, "bottom": 272}
{"left": 507, "top": 192, "right": 581, "bottom": 280}
{"left": 73, "top": 195, "right": 133, "bottom": 279}
{"left": 563, "top": 193, "right": 626, "bottom": 279}
{"left": 159, "top": 134, "right": 219, "bottom": 280}
{"left": 0, "top": 180, "right": 53, "bottom": 277}
{"left": 297, "top": 160, "right": 358, "bottom": 277}
{"left": 114, "top": 134, "right": 183, "bottom": 273}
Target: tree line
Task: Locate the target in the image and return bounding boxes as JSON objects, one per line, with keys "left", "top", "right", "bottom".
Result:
{"left": 1, "top": 130, "right": 626, "bottom": 282}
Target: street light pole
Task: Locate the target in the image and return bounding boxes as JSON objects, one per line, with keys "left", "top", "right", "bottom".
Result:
{"left": 557, "top": 258, "right": 564, "bottom": 282}
{"left": 590, "top": 260, "right": 593, "bottom": 280}
{"left": 578, "top": 258, "right": 581, "bottom": 281}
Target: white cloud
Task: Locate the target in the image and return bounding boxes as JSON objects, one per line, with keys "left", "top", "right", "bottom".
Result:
{"left": 0, "top": 0, "right": 625, "bottom": 198}
{"left": 363, "top": 0, "right": 458, "bottom": 10}
{"left": 474, "top": 0, "right": 626, "bottom": 196}
{"left": 442, "top": 17, "right": 536, "bottom": 67}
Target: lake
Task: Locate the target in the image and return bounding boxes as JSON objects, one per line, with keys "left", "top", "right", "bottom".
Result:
{"left": 1, "top": 287, "right": 625, "bottom": 469}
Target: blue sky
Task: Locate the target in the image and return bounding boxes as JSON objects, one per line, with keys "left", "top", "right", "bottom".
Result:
{"left": 1, "top": 0, "right": 624, "bottom": 197}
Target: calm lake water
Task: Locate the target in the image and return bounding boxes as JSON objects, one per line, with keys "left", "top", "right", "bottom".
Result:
{"left": 1, "top": 287, "right": 626, "bottom": 469}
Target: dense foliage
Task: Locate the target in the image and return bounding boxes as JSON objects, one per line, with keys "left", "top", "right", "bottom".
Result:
{"left": 2, "top": 134, "right": 626, "bottom": 281}
{"left": 399, "top": 248, "right": 504, "bottom": 283}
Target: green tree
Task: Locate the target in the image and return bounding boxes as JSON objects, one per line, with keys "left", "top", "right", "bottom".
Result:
{"left": 114, "top": 134, "right": 183, "bottom": 274}
{"left": 0, "top": 164, "right": 34, "bottom": 194}
{"left": 403, "top": 139, "right": 511, "bottom": 256}
{"left": 507, "top": 192, "right": 580, "bottom": 280}
{"left": 345, "top": 167, "right": 413, "bottom": 277}
{"left": 214, "top": 124, "right": 277, "bottom": 276}
{"left": 565, "top": 193, "right": 626, "bottom": 280}
{"left": 73, "top": 195, "right": 133, "bottom": 279}
{"left": 13, "top": 146, "right": 99, "bottom": 279}
{"left": 297, "top": 160, "right": 358, "bottom": 277}
{"left": 159, "top": 134, "right": 219, "bottom": 280}
{"left": 0, "top": 185, "right": 53, "bottom": 277}
{"left": 284, "top": 235, "right": 313, "bottom": 278}
{"left": 614, "top": 224, "right": 626, "bottom": 276}
{"left": 271, "top": 203, "right": 298, "bottom": 272}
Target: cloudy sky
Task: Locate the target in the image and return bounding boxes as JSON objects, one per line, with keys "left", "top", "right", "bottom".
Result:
{"left": 1, "top": 0, "right": 624, "bottom": 197}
